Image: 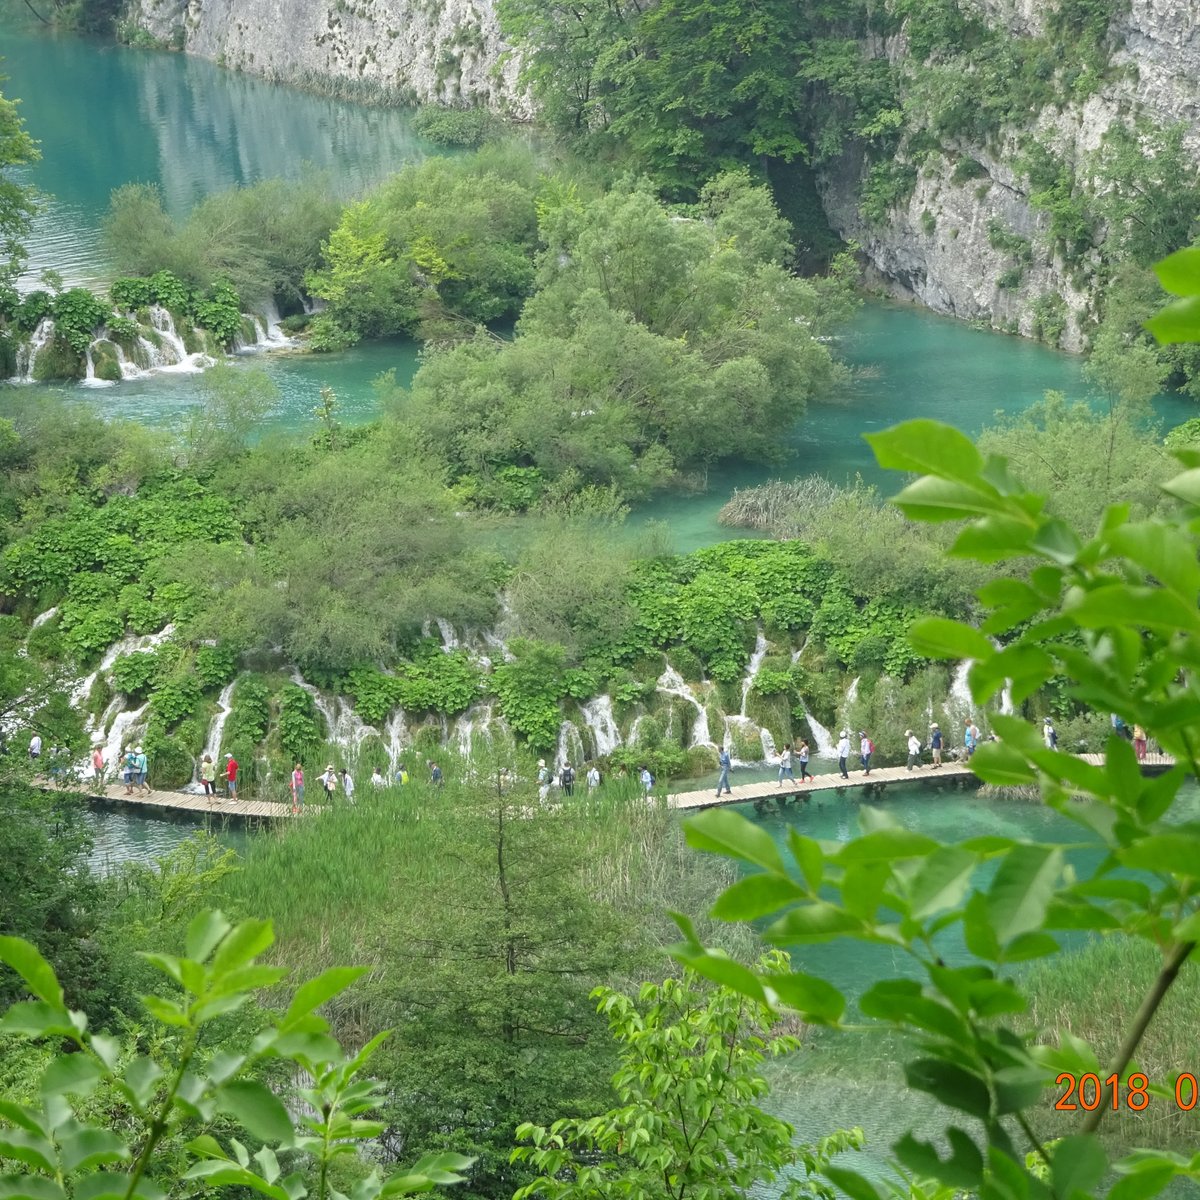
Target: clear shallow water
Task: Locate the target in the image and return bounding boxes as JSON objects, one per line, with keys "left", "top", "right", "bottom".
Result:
{"left": 84, "top": 805, "right": 248, "bottom": 871}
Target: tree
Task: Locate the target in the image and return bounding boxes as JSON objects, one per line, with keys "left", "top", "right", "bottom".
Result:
{"left": 675, "top": 406, "right": 1200, "bottom": 1199}
{"left": 513, "top": 957, "right": 865, "bottom": 1200}
{"left": 185, "top": 362, "right": 281, "bottom": 463}
{"left": 0, "top": 76, "right": 38, "bottom": 296}
{"left": 0, "top": 911, "right": 474, "bottom": 1200}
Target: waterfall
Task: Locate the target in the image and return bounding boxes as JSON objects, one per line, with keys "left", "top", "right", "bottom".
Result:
{"left": 290, "top": 672, "right": 377, "bottom": 751}
{"left": 101, "top": 703, "right": 148, "bottom": 775}
{"left": 580, "top": 695, "right": 621, "bottom": 756}
{"left": 950, "top": 660, "right": 972, "bottom": 710}
{"left": 845, "top": 675, "right": 860, "bottom": 706}
{"left": 554, "top": 719, "right": 584, "bottom": 771}
{"left": 31, "top": 607, "right": 59, "bottom": 628}
{"left": 739, "top": 630, "right": 769, "bottom": 717}
{"left": 100, "top": 624, "right": 176, "bottom": 673}
{"left": 385, "top": 710, "right": 408, "bottom": 767}
{"left": 797, "top": 703, "right": 837, "bottom": 758}
{"left": 147, "top": 306, "right": 213, "bottom": 373}
{"left": 236, "top": 299, "right": 295, "bottom": 352}
{"left": 13, "top": 318, "right": 55, "bottom": 382}
{"left": 203, "top": 682, "right": 236, "bottom": 759}
{"left": 628, "top": 714, "right": 649, "bottom": 746}
{"left": 80, "top": 347, "right": 114, "bottom": 389}
{"left": 760, "top": 728, "right": 777, "bottom": 760}
{"left": 453, "top": 702, "right": 495, "bottom": 758}
{"left": 111, "top": 342, "right": 148, "bottom": 380}
{"left": 435, "top": 618, "right": 460, "bottom": 651}
{"left": 656, "top": 665, "right": 715, "bottom": 748}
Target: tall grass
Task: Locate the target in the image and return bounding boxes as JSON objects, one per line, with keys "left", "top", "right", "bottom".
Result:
{"left": 1024, "top": 935, "right": 1200, "bottom": 1150}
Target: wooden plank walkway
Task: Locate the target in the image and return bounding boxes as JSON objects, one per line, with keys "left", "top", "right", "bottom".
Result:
{"left": 668, "top": 751, "right": 1176, "bottom": 812}
{"left": 50, "top": 778, "right": 308, "bottom": 821}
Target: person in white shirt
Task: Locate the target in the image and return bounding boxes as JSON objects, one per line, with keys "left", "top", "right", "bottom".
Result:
{"left": 906, "top": 730, "right": 922, "bottom": 770}
{"left": 29, "top": 734, "right": 42, "bottom": 760}
{"left": 586, "top": 765, "right": 600, "bottom": 792}
{"left": 340, "top": 769, "right": 355, "bottom": 801}
{"left": 836, "top": 731, "right": 850, "bottom": 780}
{"left": 371, "top": 767, "right": 385, "bottom": 787}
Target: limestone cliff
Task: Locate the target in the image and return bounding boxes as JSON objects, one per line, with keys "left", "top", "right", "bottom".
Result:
{"left": 127, "top": 0, "right": 523, "bottom": 111}
{"left": 817, "top": 0, "right": 1200, "bottom": 350}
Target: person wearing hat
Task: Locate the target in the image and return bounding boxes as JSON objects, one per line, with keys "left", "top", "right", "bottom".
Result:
{"left": 1043, "top": 717, "right": 1057, "bottom": 750}
{"left": 134, "top": 745, "right": 150, "bottom": 794}
{"left": 929, "top": 722, "right": 943, "bottom": 767}
{"left": 224, "top": 752, "right": 239, "bottom": 799}
{"left": 836, "top": 730, "right": 850, "bottom": 780}
{"left": 858, "top": 730, "right": 874, "bottom": 775}
{"left": 320, "top": 764, "right": 339, "bottom": 800}
{"left": 906, "top": 730, "right": 922, "bottom": 771}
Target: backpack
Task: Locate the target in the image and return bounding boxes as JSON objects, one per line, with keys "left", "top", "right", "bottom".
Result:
{"left": 561, "top": 766, "right": 574, "bottom": 785}
{"left": 865, "top": 739, "right": 874, "bottom": 755}
{"left": 1049, "top": 729, "right": 1058, "bottom": 748}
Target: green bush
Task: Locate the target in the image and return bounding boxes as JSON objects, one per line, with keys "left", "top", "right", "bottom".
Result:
{"left": 412, "top": 106, "right": 499, "bottom": 147}
{"left": 194, "top": 643, "right": 237, "bottom": 689}
{"left": 51, "top": 287, "right": 111, "bottom": 353}
{"left": 145, "top": 732, "right": 195, "bottom": 788}
{"left": 110, "top": 650, "right": 161, "bottom": 699}
{"left": 278, "top": 682, "right": 324, "bottom": 762}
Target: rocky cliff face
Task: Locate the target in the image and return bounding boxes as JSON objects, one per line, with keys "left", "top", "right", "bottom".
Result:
{"left": 129, "top": 0, "right": 524, "bottom": 111}
{"left": 817, "top": 0, "right": 1200, "bottom": 351}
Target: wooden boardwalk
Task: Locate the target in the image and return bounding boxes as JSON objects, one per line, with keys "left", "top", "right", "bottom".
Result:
{"left": 667, "top": 751, "right": 1176, "bottom": 812}
{"left": 55, "top": 778, "right": 307, "bottom": 821}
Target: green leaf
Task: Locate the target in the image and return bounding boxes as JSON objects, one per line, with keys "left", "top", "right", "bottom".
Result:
{"left": 217, "top": 1081, "right": 294, "bottom": 1146}
{"left": 1120, "top": 831, "right": 1200, "bottom": 877}
{"left": 0, "top": 937, "right": 64, "bottom": 1008}
{"left": 823, "top": 1168, "right": 883, "bottom": 1200}
{"left": 891, "top": 475, "right": 1006, "bottom": 523}
{"left": 866, "top": 420, "right": 984, "bottom": 482}
{"left": 211, "top": 919, "right": 275, "bottom": 974}
{"left": 764, "top": 902, "right": 863, "bottom": 942}
{"left": 1153, "top": 245, "right": 1200, "bottom": 295}
{"left": 1160, "top": 467, "right": 1200, "bottom": 508}
{"left": 969, "top": 742, "right": 1037, "bottom": 787}
{"left": 986, "top": 845, "right": 1063, "bottom": 944}
{"left": 834, "top": 829, "right": 939, "bottom": 863}
{"left": 684, "top": 809, "right": 785, "bottom": 873}
{"left": 764, "top": 970, "right": 845, "bottom": 1024}
{"left": 787, "top": 830, "right": 823, "bottom": 892}
{"left": 1146, "top": 294, "right": 1200, "bottom": 344}
{"left": 1050, "top": 1135, "right": 1106, "bottom": 1200}
{"left": 185, "top": 911, "right": 233, "bottom": 963}
{"left": 672, "top": 950, "right": 765, "bottom": 1003}
{"left": 1107, "top": 1164, "right": 1175, "bottom": 1200}
{"left": 0, "top": 1001, "right": 79, "bottom": 1039}
{"left": 907, "top": 846, "right": 978, "bottom": 918}
{"left": 0, "top": 1130, "right": 58, "bottom": 1173}
{"left": 1067, "top": 584, "right": 1200, "bottom": 635}
{"left": 894, "top": 1128, "right": 984, "bottom": 1188}
{"left": 0, "top": 1177, "right": 66, "bottom": 1200}
{"left": 904, "top": 1059, "right": 991, "bottom": 1118}
{"left": 907, "top": 618, "right": 993, "bottom": 661}
{"left": 284, "top": 967, "right": 368, "bottom": 1027}
{"left": 709, "top": 874, "right": 805, "bottom": 921}
{"left": 1030, "top": 519, "right": 1082, "bottom": 565}
{"left": 59, "top": 1128, "right": 130, "bottom": 1173}
{"left": 41, "top": 1054, "right": 104, "bottom": 1099}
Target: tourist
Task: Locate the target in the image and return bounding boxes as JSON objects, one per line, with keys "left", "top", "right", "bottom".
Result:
{"left": 797, "top": 739, "right": 812, "bottom": 781}
{"left": 586, "top": 764, "right": 601, "bottom": 792}
{"left": 929, "top": 723, "right": 943, "bottom": 767}
{"left": 1133, "top": 724, "right": 1148, "bottom": 762}
{"left": 291, "top": 763, "right": 305, "bottom": 813}
{"left": 906, "top": 729, "right": 922, "bottom": 771}
{"left": 123, "top": 746, "right": 136, "bottom": 795}
{"left": 134, "top": 745, "right": 150, "bottom": 794}
{"left": 537, "top": 758, "right": 550, "bottom": 800}
{"left": 320, "top": 764, "right": 339, "bottom": 800}
{"left": 428, "top": 760, "right": 443, "bottom": 787}
{"left": 1043, "top": 717, "right": 1057, "bottom": 750}
{"left": 200, "top": 754, "right": 216, "bottom": 796}
{"left": 837, "top": 730, "right": 850, "bottom": 780}
{"left": 964, "top": 719, "right": 978, "bottom": 759}
{"left": 560, "top": 762, "right": 575, "bottom": 796}
{"left": 28, "top": 732, "right": 41, "bottom": 761}
{"left": 340, "top": 768, "right": 355, "bottom": 802}
{"left": 859, "top": 730, "right": 874, "bottom": 775}
{"left": 640, "top": 765, "right": 654, "bottom": 794}
{"left": 716, "top": 746, "right": 732, "bottom": 796}
{"left": 225, "top": 752, "right": 239, "bottom": 799}
{"left": 777, "top": 744, "right": 796, "bottom": 787}
{"left": 91, "top": 743, "right": 106, "bottom": 787}
{"left": 371, "top": 766, "right": 385, "bottom": 787}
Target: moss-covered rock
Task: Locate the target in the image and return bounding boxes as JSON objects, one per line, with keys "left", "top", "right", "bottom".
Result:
{"left": 147, "top": 735, "right": 195, "bottom": 789}
{"left": 746, "top": 691, "right": 793, "bottom": 748}
{"left": 92, "top": 340, "right": 122, "bottom": 382}
{"left": 685, "top": 745, "right": 719, "bottom": 776}
{"left": 32, "top": 335, "right": 83, "bottom": 381}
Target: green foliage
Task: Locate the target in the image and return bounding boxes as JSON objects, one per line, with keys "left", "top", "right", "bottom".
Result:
{"left": 51, "top": 286, "right": 111, "bottom": 353}
{"left": 678, "top": 405, "right": 1200, "bottom": 1200}
{"left": 1030, "top": 292, "right": 1068, "bottom": 346}
{"left": 347, "top": 649, "right": 482, "bottom": 721}
{"left": 1146, "top": 245, "right": 1200, "bottom": 345}
{"left": 192, "top": 280, "right": 244, "bottom": 346}
{"left": 412, "top": 106, "right": 499, "bottom": 147}
{"left": 492, "top": 639, "right": 568, "bottom": 749}
{"left": 278, "top": 682, "right": 324, "bottom": 762}
{"left": 0, "top": 80, "right": 39, "bottom": 290}
{"left": 0, "top": 913, "right": 474, "bottom": 1200}
{"left": 184, "top": 362, "right": 281, "bottom": 462}
{"left": 13, "top": 288, "right": 52, "bottom": 332}
{"left": 860, "top": 160, "right": 918, "bottom": 224}
{"left": 1019, "top": 141, "right": 1097, "bottom": 265}
{"left": 514, "top": 958, "right": 865, "bottom": 1200}
{"left": 195, "top": 643, "right": 237, "bottom": 689}
{"left": 110, "top": 649, "right": 161, "bottom": 699}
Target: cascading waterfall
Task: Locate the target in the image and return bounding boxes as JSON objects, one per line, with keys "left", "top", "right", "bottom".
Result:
{"left": 435, "top": 619, "right": 460, "bottom": 651}
{"left": 656, "top": 665, "right": 714, "bottom": 747}
{"left": 554, "top": 719, "right": 584, "bottom": 771}
{"left": 81, "top": 347, "right": 114, "bottom": 389}
{"left": 101, "top": 703, "right": 148, "bottom": 773}
{"left": 147, "top": 306, "right": 213, "bottom": 373}
{"left": 950, "top": 660, "right": 972, "bottom": 711}
{"left": 739, "top": 630, "right": 769, "bottom": 717}
{"left": 384, "top": 710, "right": 408, "bottom": 767}
{"left": 798, "top": 705, "right": 837, "bottom": 758}
{"left": 13, "top": 318, "right": 55, "bottom": 382}
{"left": 453, "top": 702, "right": 495, "bottom": 758}
{"left": 579, "top": 695, "right": 621, "bottom": 756}
{"left": 203, "top": 681, "right": 236, "bottom": 759}
{"left": 290, "top": 672, "right": 377, "bottom": 752}
{"left": 31, "top": 607, "right": 59, "bottom": 629}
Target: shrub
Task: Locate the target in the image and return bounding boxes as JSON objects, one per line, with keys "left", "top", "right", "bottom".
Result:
{"left": 194, "top": 643, "right": 237, "bottom": 689}
{"left": 412, "top": 106, "right": 499, "bottom": 147}
{"left": 52, "top": 287, "right": 112, "bottom": 352}
{"left": 110, "top": 650, "right": 161, "bottom": 699}
{"left": 145, "top": 732, "right": 195, "bottom": 787}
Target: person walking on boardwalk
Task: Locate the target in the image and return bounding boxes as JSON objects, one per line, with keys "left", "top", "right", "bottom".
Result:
{"left": 586, "top": 764, "right": 601, "bottom": 792}
{"left": 837, "top": 730, "right": 850, "bottom": 780}
{"left": 906, "top": 729, "right": 922, "bottom": 771}
{"left": 225, "top": 752, "right": 239, "bottom": 800}
{"left": 716, "top": 746, "right": 732, "bottom": 796}
{"left": 964, "top": 719, "right": 978, "bottom": 759}
{"left": 291, "top": 763, "right": 305, "bottom": 813}
{"left": 319, "top": 764, "right": 338, "bottom": 800}
{"left": 1133, "top": 724, "right": 1147, "bottom": 761}
{"left": 929, "top": 723, "right": 943, "bottom": 767}
{"left": 560, "top": 762, "right": 575, "bottom": 796}
{"left": 123, "top": 746, "right": 136, "bottom": 796}
{"left": 859, "top": 731, "right": 874, "bottom": 775}
{"left": 134, "top": 745, "right": 150, "bottom": 795}
{"left": 200, "top": 753, "right": 216, "bottom": 796}
{"left": 1043, "top": 717, "right": 1057, "bottom": 750}
{"left": 91, "top": 743, "right": 106, "bottom": 788}
{"left": 640, "top": 765, "right": 654, "bottom": 794}
{"left": 777, "top": 744, "right": 796, "bottom": 787}
{"left": 797, "top": 739, "right": 812, "bottom": 781}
